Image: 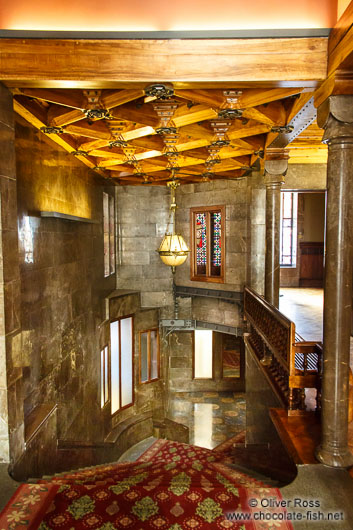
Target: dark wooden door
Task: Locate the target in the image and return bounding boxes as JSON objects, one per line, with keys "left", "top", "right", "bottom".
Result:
{"left": 299, "top": 241, "right": 324, "bottom": 287}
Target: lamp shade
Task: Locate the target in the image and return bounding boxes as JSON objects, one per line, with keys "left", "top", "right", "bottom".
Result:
{"left": 158, "top": 234, "right": 189, "bottom": 268}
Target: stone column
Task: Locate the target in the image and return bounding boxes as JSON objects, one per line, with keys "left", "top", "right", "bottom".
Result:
{"left": 247, "top": 170, "right": 266, "bottom": 295}
{"left": 264, "top": 152, "right": 288, "bottom": 308}
{"left": 315, "top": 95, "right": 353, "bottom": 468}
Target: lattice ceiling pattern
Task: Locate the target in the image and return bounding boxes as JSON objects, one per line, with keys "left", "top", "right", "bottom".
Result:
{"left": 12, "top": 84, "right": 327, "bottom": 185}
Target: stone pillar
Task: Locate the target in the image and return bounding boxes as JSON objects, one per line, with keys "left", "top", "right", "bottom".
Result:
{"left": 315, "top": 95, "right": 353, "bottom": 468}
{"left": 264, "top": 152, "right": 288, "bottom": 308}
{"left": 0, "top": 83, "right": 22, "bottom": 464}
{"left": 247, "top": 170, "right": 266, "bottom": 295}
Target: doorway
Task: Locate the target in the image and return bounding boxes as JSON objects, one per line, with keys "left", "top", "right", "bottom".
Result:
{"left": 280, "top": 191, "right": 326, "bottom": 289}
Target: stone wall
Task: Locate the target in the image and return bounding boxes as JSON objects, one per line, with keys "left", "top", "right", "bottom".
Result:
{"left": 14, "top": 116, "right": 116, "bottom": 465}
{"left": 0, "top": 83, "right": 20, "bottom": 463}
{"left": 284, "top": 164, "right": 327, "bottom": 191}
{"left": 116, "top": 186, "right": 173, "bottom": 308}
{"left": 175, "top": 179, "right": 247, "bottom": 328}
{"left": 166, "top": 331, "right": 244, "bottom": 393}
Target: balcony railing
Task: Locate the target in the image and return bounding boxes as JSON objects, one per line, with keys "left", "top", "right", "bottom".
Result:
{"left": 244, "top": 286, "right": 322, "bottom": 415}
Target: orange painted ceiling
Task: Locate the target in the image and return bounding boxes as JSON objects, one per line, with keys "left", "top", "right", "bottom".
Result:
{"left": 1, "top": 0, "right": 337, "bottom": 32}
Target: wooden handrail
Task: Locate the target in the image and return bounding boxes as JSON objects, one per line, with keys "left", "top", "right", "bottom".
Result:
{"left": 244, "top": 286, "right": 322, "bottom": 415}
{"left": 244, "top": 286, "right": 294, "bottom": 367}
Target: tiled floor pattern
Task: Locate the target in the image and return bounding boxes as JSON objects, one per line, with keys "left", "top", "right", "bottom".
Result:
{"left": 279, "top": 286, "right": 353, "bottom": 367}
{"left": 279, "top": 287, "right": 323, "bottom": 342}
{"left": 167, "top": 391, "right": 246, "bottom": 450}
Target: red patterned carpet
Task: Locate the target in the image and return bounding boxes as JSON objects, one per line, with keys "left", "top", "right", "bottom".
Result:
{"left": 0, "top": 437, "right": 293, "bottom": 529}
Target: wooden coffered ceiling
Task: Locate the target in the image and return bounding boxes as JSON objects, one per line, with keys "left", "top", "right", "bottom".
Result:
{"left": 11, "top": 84, "right": 326, "bottom": 185}
{"left": 4, "top": 0, "right": 353, "bottom": 185}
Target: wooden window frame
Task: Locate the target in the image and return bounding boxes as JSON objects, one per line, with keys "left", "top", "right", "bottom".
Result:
{"left": 110, "top": 315, "right": 134, "bottom": 417}
{"left": 192, "top": 330, "right": 215, "bottom": 380}
{"left": 100, "top": 344, "right": 110, "bottom": 409}
{"left": 190, "top": 205, "right": 225, "bottom": 283}
{"left": 138, "top": 328, "right": 160, "bottom": 385}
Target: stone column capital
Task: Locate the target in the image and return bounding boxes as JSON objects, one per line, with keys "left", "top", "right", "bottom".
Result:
{"left": 264, "top": 148, "right": 289, "bottom": 184}
{"left": 264, "top": 173, "right": 285, "bottom": 188}
{"left": 318, "top": 95, "right": 353, "bottom": 143}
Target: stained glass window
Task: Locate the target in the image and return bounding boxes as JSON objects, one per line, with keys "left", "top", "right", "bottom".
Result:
{"left": 196, "top": 213, "right": 207, "bottom": 275}
{"left": 211, "top": 212, "right": 221, "bottom": 276}
{"left": 191, "top": 206, "right": 225, "bottom": 282}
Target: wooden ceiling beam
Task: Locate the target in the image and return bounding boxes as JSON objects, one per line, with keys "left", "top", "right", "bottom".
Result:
{"left": 228, "top": 121, "right": 271, "bottom": 140}
{"left": 65, "top": 120, "right": 113, "bottom": 140}
{"left": 102, "top": 89, "right": 146, "bottom": 109}
{"left": 234, "top": 136, "right": 265, "bottom": 152}
{"left": 110, "top": 102, "right": 160, "bottom": 128}
{"left": 13, "top": 96, "right": 99, "bottom": 170}
{"left": 174, "top": 89, "right": 225, "bottom": 108}
{"left": 329, "top": 1, "right": 353, "bottom": 56}
{"left": 235, "top": 87, "right": 304, "bottom": 109}
{"left": 314, "top": 72, "right": 353, "bottom": 108}
{"left": 48, "top": 105, "right": 85, "bottom": 127}
{"left": 79, "top": 138, "right": 109, "bottom": 152}
{"left": 242, "top": 101, "right": 287, "bottom": 127}
{"left": 123, "top": 126, "right": 156, "bottom": 141}
{"left": 13, "top": 95, "right": 48, "bottom": 129}
{"left": 16, "top": 88, "right": 85, "bottom": 109}
{"left": 0, "top": 38, "right": 327, "bottom": 87}
{"left": 328, "top": 1, "right": 353, "bottom": 77}
{"left": 172, "top": 104, "right": 218, "bottom": 128}
{"left": 97, "top": 149, "right": 163, "bottom": 168}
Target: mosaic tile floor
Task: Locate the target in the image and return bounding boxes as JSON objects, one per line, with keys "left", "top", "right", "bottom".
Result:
{"left": 167, "top": 391, "right": 246, "bottom": 450}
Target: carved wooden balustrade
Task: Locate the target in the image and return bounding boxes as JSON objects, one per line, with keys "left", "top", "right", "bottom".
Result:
{"left": 244, "top": 286, "right": 322, "bottom": 415}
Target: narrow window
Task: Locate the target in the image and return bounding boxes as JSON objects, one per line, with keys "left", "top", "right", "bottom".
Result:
{"left": 110, "top": 316, "right": 134, "bottom": 415}
{"left": 103, "top": 192, "right": 116, "bottom": 277}
{"left": 191, "top": 206, "right": 225, "bottom": 282}
{"left": 280, "top": 192, "right": 298, "bottom": 267}
{"left": 109, "top": 195, "right": 115, "bottom": 275}
{"left": 100, "top": 345, "right": 109, "bottom": 408}
{"left": 193, "top": 330, "right": 213, "bottom": 379}
{"left": 139, "top": 329, "right": 160, "bottom": 384}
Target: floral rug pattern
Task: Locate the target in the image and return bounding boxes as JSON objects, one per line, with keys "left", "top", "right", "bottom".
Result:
{"left": 0, "top": 438, "right": 293, "bottom": 530}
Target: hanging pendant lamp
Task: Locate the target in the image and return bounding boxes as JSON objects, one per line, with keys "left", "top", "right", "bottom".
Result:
{"left": 157, "top": 179, "right": 190, "bottom": 273}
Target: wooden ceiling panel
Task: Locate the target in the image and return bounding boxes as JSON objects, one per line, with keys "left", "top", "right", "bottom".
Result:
{"left": 12, "top": 82, "right": 326, "bottom": 185}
